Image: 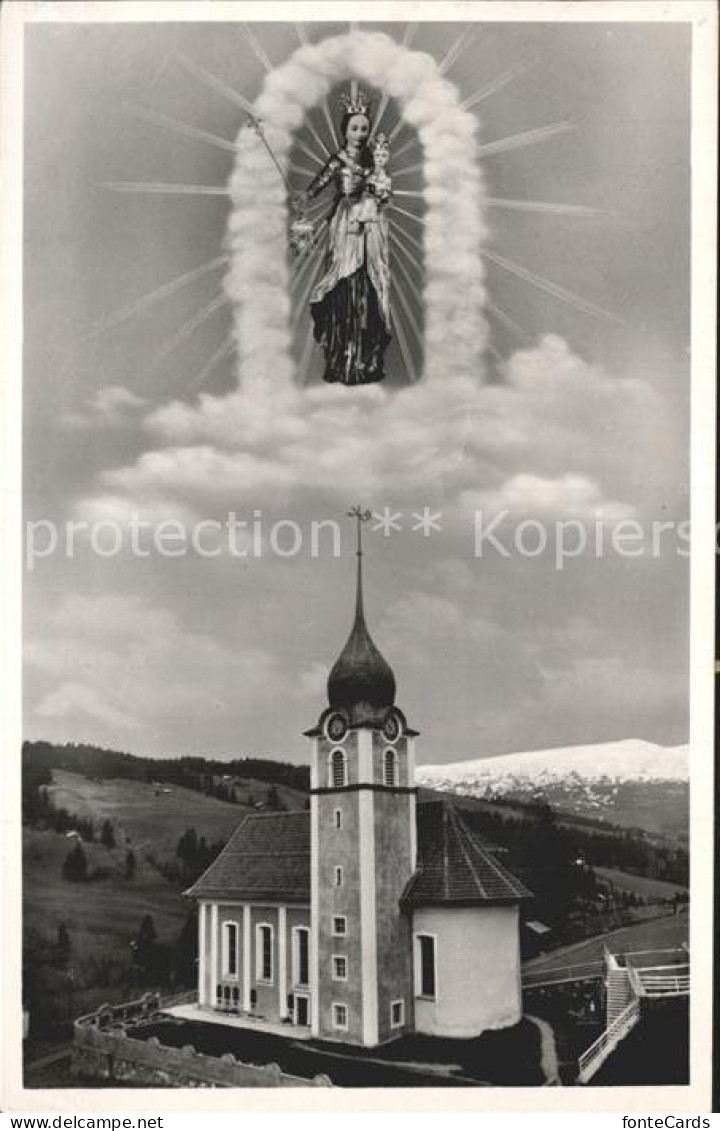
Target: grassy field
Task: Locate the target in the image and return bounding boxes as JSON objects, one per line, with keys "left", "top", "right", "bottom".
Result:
{"left": 24, "top": 770, "right": 293, "bottom": 1035}
{"left": 45, "top": 769, "right": 297, "bottom": 860}
{"left": 595, "top": 866, "right": 688, "bottom": 900}
{"left": 26, "top": 767, "right": 309, "bottom": 981}
{"left": 523, "top": 911, "right": 689, "bottom": 974}
{"left": 22, "top": 823, "right": 191, "bottom": 1036}
{"left": 23, "top": 826, "right": 188, "bottom": 959}
{"left": 26, "top": 768, "right": 287, "bottom": 970}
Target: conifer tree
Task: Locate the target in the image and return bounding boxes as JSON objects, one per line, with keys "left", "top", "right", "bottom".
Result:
{"left": 100, "top": 819, "right": 116, "bottom": 849}
{"left": 62, "top": 841, "right": 88, "bottom": 882}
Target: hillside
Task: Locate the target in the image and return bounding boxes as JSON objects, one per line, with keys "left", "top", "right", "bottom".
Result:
{"left": 23, "top": 740, "right": 310, "bottom": 793}
{"left": 24, "top": 823, "right": 188, "bottom": 966}
{"left": 22, "top": 755, "right": 308, "bottom": 1045}
{"left": 46, "top": 771, "right": 253, "bottom": 859}
{"left": 22, "top": 819, "right": 192, "bottom": 1041}
{"left": 417, "top": 739, "right": 688, "bottom": 841}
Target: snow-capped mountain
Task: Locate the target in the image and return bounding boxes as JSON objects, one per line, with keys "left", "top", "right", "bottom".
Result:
{"left": 417, "top": 739, "right": 689, "bottom": 840}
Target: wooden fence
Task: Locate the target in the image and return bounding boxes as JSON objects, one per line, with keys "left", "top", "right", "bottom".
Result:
{"left": 73, "top": 995, "right": 331, "bottom": 1088}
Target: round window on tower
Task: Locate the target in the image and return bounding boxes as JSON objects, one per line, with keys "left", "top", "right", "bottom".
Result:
{"left": 325, "top": 711, "right": 348, "bottom": 743}
{"left": 382, "top": 708, "right": 403, "bottom": 743}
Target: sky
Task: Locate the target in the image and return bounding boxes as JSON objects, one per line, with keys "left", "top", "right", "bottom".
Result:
{"left": 22, "top": 17, "right": 691, "bottom": 765}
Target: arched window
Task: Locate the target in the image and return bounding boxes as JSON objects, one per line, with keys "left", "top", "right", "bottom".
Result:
{"left": 383, "top": 748, "right": 398, "bottom": 787}
{"left": 330, "top": 748, "right": 347, "bottom": 788}
{"left": 255, "top": 923, "right": 274, "bottom": 984}
{"left": 222, "top": 920, "right": 239, "bottom": 978}
{"left": 292, "top": 927, "right": 310, "bottom": 987}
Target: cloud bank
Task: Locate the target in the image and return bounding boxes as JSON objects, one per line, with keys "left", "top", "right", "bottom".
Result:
{"left": 85, "top": 335, "right": 666, "bottom": 524}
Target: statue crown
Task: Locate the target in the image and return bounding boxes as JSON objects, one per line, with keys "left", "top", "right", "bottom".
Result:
{"left": 339, "top": 88, "right": 371, "bottom": 118}
{"left": 372, "top": 132, "right": 390, "bottom": 154}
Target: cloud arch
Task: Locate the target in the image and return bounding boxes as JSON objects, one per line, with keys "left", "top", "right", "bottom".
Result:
{"left": 225, "top": 31, "right": 488, "bottom": 390}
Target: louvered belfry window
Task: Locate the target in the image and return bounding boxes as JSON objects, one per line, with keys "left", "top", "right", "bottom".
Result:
{"left": 383, "top": 748, "right": 397, "bottom": 786}
{"left": 331, "top": 748, "right": 347, "bottom": 788}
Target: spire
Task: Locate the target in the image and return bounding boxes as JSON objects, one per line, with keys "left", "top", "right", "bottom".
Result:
{"left": 352, "top": 504, "right": 368, "bottom": 625}
{"left": 327, "top": 507, "right": 396, "bottom": 724}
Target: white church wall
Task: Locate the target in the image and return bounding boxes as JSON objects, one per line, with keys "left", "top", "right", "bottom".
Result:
{"left": 413, "top": 905, "right": 522, "bottom": 1038}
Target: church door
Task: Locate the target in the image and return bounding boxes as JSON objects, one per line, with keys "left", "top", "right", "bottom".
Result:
{"left": 295, "top": 994, "right": 309, "bottom": 1027}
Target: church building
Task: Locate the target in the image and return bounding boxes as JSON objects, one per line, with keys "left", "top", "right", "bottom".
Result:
{"left": 187, "top": 521, "right": 531, "bottom": 1047}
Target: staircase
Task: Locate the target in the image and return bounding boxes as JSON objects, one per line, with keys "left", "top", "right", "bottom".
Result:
{"left": 576, "top": 946, "right": 689, "bottom": 1084}
{"left": 605, "top": 960, "right": 632, "bottom": 1024}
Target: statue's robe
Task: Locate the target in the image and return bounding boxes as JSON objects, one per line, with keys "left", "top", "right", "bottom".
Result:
{"left": 306, "top": 151, "right": 391, "bottom": 386}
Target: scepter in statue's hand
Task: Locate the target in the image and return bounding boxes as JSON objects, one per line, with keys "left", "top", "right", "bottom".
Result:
{"left": 245, "top": 115, "right": 315, "bottom": 258}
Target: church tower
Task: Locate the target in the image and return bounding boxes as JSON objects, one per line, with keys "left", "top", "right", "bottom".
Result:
{"left": 306, "top": 509, "right": 418, "bottom": 1046}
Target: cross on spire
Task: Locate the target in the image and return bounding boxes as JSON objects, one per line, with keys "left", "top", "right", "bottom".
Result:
{"left": 347, "top": 505, "right": 371, "bottom": 622}
{"left": 347, "top": 505, "right": 372, "bottom": 558}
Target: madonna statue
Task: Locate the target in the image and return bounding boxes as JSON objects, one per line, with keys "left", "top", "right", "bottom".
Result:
{"left": 293, "top": 92, "right": 392, "bottom": 386}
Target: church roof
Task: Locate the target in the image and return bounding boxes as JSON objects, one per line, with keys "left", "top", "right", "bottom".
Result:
{"left": 186, "top": 801, "right": 530, "bottom": 910}
{"left": 184, "top": 811, "right": 310, "bottom": 904}
{"left": 326, "top": 518, "right": 396, "bottom": 726}
{"left": 401, "top": 801, "right": 532, "bottom": 907}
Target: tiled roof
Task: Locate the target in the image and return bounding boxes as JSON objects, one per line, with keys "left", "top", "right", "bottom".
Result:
{"left": 185, "top": 811, "right": 310, "bottom": 903}
{"left": 185, "top": 800, "right": 530, "bottom": 909}
{"left": 401, "top": 801, "right": 532, "bottom": 907}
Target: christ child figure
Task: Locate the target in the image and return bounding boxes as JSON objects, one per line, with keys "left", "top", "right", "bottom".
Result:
{"left": 348, "top": 133, "right": 392, "bottom": 234}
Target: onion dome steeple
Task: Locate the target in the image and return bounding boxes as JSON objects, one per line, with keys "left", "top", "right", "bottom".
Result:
{"left": 327, "top": 507, "right": 396, "bottom": 726}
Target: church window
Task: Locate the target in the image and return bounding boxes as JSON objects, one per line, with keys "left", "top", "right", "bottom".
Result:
{"left": 334, "top": 808, "right": 342, "bottom": 829}
{"left": 383, "top": 748, "right": 398, "bottom": 786}
{"left": 416, "top": 934, "right": 437, "bottom": 1000}
{"left": 334, "top": 866, "right": 343, "bottom": 887}
{"left": 222, "top": 921, "right": 239, "bottom": 978}
{"left": 330, "top": 748, "right": 347, "bottom": 787}
{"left": 332, "top": 916, "right": 347, "bottom": 937}
{"left": 391, "top": 999, "right": 405, "bottom": 1028}
{"left": 332, "top": 1003, "right": 348, "bottom": 1030}
{"left": 332, "top": 955, "right": 347, "bottom": 981}
{"left": 256, "top": 923, "right": 274, "bottom": 983}
{"left": 292, "top": 927, "right": 310, "bottom": 987}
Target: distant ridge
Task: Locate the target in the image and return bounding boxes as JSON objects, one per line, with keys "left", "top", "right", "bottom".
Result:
{"left": 22, "top": 740, "right": 310, "bottom": 793}
{"left": 418, "top": 739, "right": 688, "bottom": 787}
{"left": 417, "top": 739, "right": 688, "bottom": 840}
